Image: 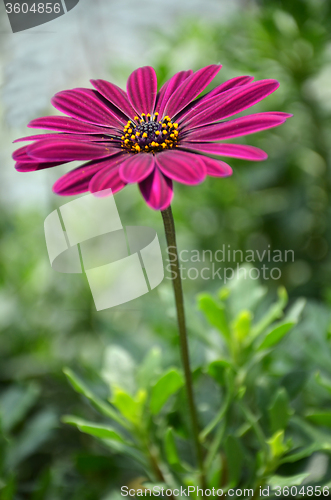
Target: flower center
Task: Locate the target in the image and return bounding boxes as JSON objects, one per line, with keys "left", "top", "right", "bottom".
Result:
{"left": 121, "top": 113, "right": 179, "bottom": 153}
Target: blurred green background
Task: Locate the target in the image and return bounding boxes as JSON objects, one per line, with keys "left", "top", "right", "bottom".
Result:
{"left": 1, "top": 0, "right": 331, "bottom": 497}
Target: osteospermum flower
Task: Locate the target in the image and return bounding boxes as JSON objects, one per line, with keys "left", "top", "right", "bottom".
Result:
{"left": 13, "top": 65, "right": 291, "bottom": 210}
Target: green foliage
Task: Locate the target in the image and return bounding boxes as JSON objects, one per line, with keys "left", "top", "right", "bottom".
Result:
{"left": 58, "top": 269, "right": 331, "bottom": 496}
{"left": 150, "top": 369, "right": 184, "bottom": 415}
{"left": 2, "top": 0, "right": 331, "bottom": 496}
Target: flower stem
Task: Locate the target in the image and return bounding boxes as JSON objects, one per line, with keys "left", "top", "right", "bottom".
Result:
{"left": 161, "top": 205, "right": 205, "bottom": 488}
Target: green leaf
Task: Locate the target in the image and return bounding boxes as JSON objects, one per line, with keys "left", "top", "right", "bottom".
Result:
{"left": 268, "top": 388, "right": 293, "bottom": 434}
{"left": 0, "top": 474, "right": 16, "bottom": 500}
{"left": 207, "top": 454, "right": 222, "bottom": 490}
{"left": 224, "top": 435, "right": 243, "bottom": 487}
{"left": 284, "top": 298, "right": 306, "bottom": 322}
{"left": 111, "top": 388, "right": 146, "bottom": 425}
{"left": 315, "top": 371, "right": 331, "bottom": 395}
{"left": 0, "top": 383, "right": 40, "bottom": 434}
{"left": 227, "top": 265, "right": 267, "bottom": 317}
{"left": 232, "top": 310, "right": 252, "bottom": 342}
{"left": 268, "top": 473, "right": 310, "bottom": 488}
{"left": 267, "top": 430, "right": 287, "bottom": 459}
{"left": 164, "top": 427, "right": 179, "bottom": 466}
{"left": 6, "top": 410, "right": 58, "bottom": 468}
{"left": 150, "top": 368, "right": 184, "bottom": 415}
{"left": 62, "top": 416, "right": 127, "bottom": 442}
{"left": 218, "top": 287, "right": 230, "bottom": 301}
{"left": 306, "top": 411, "right": 331, "bottom": 428}
{"left": 255, "top": 297, "right": 305, "bottom": 351}
{"left": 251, "top": 286, "right": 288, "bottom": 339}
{"left": 101, "top": 346, "right": 135, "bottom": 395}
{"left": 257, "top": 321, "right": 296, "bottom": 350}
{"left": 198, "top": 294, "right": 230, "bottom": 340}
{"left": 137, "top": 347, "right": 162, "bottom": 390}
{"left": 63, "top": 368, "right": 126, "bottom": 428}
{"left": 207, "top": 360, "right": 232, "bottom": 386}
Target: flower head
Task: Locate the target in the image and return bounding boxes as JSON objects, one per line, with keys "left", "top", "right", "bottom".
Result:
{"left": 13, "top": 65, "right": 291, "bottom": 210}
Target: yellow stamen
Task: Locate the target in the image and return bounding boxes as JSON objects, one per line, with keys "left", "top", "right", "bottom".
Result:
{"left": 142, "top": 132, "right": 148, "bottom": 138}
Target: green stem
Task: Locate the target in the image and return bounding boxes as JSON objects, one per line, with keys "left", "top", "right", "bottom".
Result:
{"left": 161, "top": 205, "right": 206, "bottom": 489}
{"left": 238, "top": 401, "right": 268, "bottom": 459}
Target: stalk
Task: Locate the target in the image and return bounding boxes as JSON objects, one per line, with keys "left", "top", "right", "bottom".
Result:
{"left": 161, "top": 206, "right": 206, "bottom": 489}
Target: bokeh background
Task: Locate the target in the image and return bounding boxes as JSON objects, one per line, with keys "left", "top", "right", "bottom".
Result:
{"left": 1, "top": 0, "right": 331, "bottom": 498}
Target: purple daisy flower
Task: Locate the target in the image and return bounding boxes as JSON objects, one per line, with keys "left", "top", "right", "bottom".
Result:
{"left": 13, "top": 65, "right": 291, "bottom": 210}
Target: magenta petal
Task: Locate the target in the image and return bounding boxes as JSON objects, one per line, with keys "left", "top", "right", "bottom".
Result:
{"left": 178, "top": 85, "right": 245, "bottom": 125}
{"left": 185, "top": 80, "right": 280, "bottom": 129}
{"left": 119, "top": 154, "right": 155, "bottom": 183}
{"left": 200, "top": 156, "right": 233, "bottom": 177}
{"left": 180, "top": 142, "right": 268, "bottom": 161}
{"left": 185, "top": 113, "right": 287, "bottom": 142}
{"left": 155, "top": 70, "right": 193, "bottom": 117}
{"left": 139, "top": 168, "right": 173, "bottom": 210}
{"left": 28, "top": 116, "right": 114, "bottom": 134}
{"left": 126, "top": 66, "right": 157, "bottom": 115}
{"left": 164, "top": 65, "right": 222, "bottom": 118}
{"left": 13, "top": 145, "right": 34, "bottom": 162}
{"left": 268, "top": 112, "right": 293, "bottom": 118}
{"left": 27, "top": 139, "right": 117, "bottom": 162}
{"left": 51, "top": 89, "right": 126, "bottom": 128}
{"left": 179, "top": 77, "right": 254, "bottom": 120}
{"left": 14, "top": 133, "right": 120, "bottom": 143}
{"left": 155, "top": 150, "right": 206, "bottom": 185}
{"left": 15, "top": 160, "right": 63, "bottom": 172}
{"left": 90, "top": 79, "right": 137, "bottom": 119}
{"left": 53, "top": 155, "right": 126, "bottom": 196}
{"left": 89, "top": 154, "right": 128, "bottom": 195}
{"left": 15, "top": 133, "right": 70, "bottom": 143}
{"left": 12, "top": 145, "right": 66, "bottom": 168}
{"left": 206, "top": 76, "right": 255, "bottom": 98}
